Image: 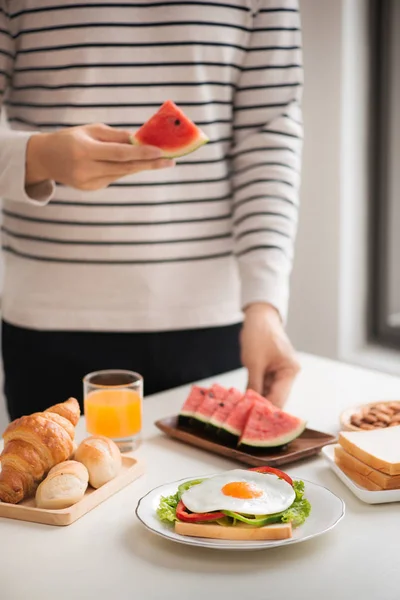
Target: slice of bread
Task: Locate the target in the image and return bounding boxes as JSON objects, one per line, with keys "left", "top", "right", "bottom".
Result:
{"left": 338, "top": 426, "right": 400, "bottom": 475}
{"left": 334, "top": 445, "right": 400, "bottom": 490}
{"left": 175, "top": 520, "right": 292, "bottom": 541}
{"left": 335, "top": 458, "right": 383, "bottom": 491}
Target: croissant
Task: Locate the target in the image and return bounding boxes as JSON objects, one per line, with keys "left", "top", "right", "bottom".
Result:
{"left": 0, "top": 398, "right": 80, "bottom": 504}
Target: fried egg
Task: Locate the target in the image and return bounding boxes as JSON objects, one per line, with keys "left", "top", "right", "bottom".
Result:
{"left": 181, "top": 469, "right": 295, "bottom": 515}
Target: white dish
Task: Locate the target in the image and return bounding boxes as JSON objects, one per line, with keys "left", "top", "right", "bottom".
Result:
{"left": 321, "top": 444, "right": 400, "bottom": 504}
{"left": 135, "top": 474, "right": 345, "bottom": 551}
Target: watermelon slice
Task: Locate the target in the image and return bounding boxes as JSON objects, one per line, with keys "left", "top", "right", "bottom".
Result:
{"left": 131, "top": 100, "right": 209, "bottom": 158}
{"left": 218, "top": 391, "right": 260, "bottom": 446}
{"left": 239, "top": 401, "right": 306, "bottom": 450}
{"left": 178, "top": 385, "right": 207, "bottom": 427}
{"left": 207, "top": 387, "right": 244, "bottom": 433}
{"left": 192, "top": 384, "right": 229, "bottom": 430}
{"left": 244, "top": 389, "right": 280, "bottom": 411}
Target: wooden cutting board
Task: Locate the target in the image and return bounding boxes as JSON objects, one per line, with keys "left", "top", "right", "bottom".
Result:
{"left": 0, "top": 455, "right": 144, "bottom": 526}
{"left": 155, "top": 415, "right": 337, "bottom": 467}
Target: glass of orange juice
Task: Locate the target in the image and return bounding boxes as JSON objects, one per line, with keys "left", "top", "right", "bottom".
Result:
{"left": 83, "top": 370, "right": 143, "bottom": 452}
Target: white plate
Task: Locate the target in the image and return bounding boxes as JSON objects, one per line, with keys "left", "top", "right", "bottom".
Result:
{"left": 135, "top": 474, "right": 345, "bottom": 550}
{"left": 321, "top": 444, "right": 400, "bottom": 504}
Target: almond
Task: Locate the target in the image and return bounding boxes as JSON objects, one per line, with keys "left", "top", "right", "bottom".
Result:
{"left": 359, "top": 423, "right": 375, "bottom": 430}
{"left": 363, "top": 413, "right": 378, "bottom": 424}
{"left": 350, "top": 415, "right": 362, "bottom": 427}
{"left": 374, "top": 411, "right": 391, "bottom": 424}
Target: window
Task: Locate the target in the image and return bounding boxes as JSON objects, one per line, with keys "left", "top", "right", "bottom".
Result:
{"left": 370, "top": 0, "right": 400, "bottom": 349}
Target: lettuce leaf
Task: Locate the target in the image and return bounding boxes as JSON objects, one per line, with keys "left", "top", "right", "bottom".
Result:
{"left": 279, "top": 480, "right": 311, "bottom": 527}
{"left": 156, "top": 478, "right": 204, "bottom": 524}
{"left": 156, "top": 491, "right": 180, "bottom": 523}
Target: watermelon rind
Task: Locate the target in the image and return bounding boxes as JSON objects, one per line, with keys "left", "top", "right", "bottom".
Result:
{"left": 130, "top": 131, "right": 209, "bottom": 159}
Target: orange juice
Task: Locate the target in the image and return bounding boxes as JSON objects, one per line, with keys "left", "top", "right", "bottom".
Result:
{"left": 84, "top": 388, "right": 142, "bottom": 439}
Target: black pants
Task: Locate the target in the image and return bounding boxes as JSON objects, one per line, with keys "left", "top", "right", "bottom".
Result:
{"left": 2, "top": 320, "right": 242, "bottom": 421}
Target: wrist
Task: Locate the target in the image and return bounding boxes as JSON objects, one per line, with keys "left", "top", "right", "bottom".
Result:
{"left": 25, "top": 133, "right": 52, "bottom": 185}
{"left": 244, "top": 302, "right": 281, "bottom": 321}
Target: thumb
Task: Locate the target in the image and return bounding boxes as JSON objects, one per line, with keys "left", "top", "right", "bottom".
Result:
{"left": 89, "top": 123, "right": 132, "bottom": 144}
{"left": 247, "top": 364, "right": 265, "bottom": 395}
{"left": 267, "top": 369, "right": 297, "bottom": 408}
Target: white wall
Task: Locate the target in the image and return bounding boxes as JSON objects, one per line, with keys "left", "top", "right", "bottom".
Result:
{"left": 388, "top": 0, "right": 400, "bottom": 320}
{"left": 287, "top": 0, "right": 343, "bottom": 357}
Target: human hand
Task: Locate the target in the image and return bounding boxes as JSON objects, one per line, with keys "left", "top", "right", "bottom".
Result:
{"left": 240, "top": 303, "right": 300, "bottom": 407}
{"left": 25, "top": 123, "right": 174, "bottom": 191}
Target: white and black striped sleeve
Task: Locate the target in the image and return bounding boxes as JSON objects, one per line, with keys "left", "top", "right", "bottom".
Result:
{"left": 231, "top": 0, "right": 302, "bottom": 322}
{"left": 0, "top": 1, "right": 54, "bottom": 205}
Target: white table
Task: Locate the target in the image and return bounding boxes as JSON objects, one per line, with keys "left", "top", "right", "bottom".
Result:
{"left": 1, "top": 353, "right": 400, "bottom": 600}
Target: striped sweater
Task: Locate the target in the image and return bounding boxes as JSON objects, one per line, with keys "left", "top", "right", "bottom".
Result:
{"left": 0, "top": 0, "right": 302, "bottom": 332}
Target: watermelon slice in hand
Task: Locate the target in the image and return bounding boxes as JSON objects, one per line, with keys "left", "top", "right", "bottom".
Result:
{"left": 131, "top": 100, "right": 209, "bottom": 159}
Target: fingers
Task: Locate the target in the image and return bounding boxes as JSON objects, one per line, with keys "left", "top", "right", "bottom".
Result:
{"left": 81, "top": 158, "right": 174, "bottom": 190}
{"left": 88, "top": 123, "right": 133, "bottom": 144}
{"left": 91, "top": 140, "right": 165, "bottom": 163}
{"left": 266, "top": 367, "right": 299, "bottom": 408}
{"left": 99, "top": 157, "right": 175, "bottom": 177}
{"left": 87, "top": 123, "right": 165, "bottom": 163}
{"left": 247, "top": 365, "right": 265, "bottom": 396}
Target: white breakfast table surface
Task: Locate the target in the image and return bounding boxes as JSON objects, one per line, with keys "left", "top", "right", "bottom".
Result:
{"left": 1, "top": 353, "right": 400, "bottom": 600}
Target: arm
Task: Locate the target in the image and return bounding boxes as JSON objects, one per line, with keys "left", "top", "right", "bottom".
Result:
{"left": 232, "top": 0, "right": 303, "bottom": 404}
{"left": 0, "top": 2, "right": 172, "bottom": 202}
{"left": 0, "top": 2, "right": 54, "bottom": 204}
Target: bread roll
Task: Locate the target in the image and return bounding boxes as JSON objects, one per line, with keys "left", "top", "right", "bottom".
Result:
{"left": 35, "top": 460, "right": 89, "bottom": 509}
{"left": 75, "top": 436, "right": 122, "bottom": 489}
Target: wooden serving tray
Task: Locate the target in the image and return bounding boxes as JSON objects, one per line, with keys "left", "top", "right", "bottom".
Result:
{"left": 0, "top": 456, "right": 144, "bottom": 526}
{"left": 155, "top": 415, "right": 336, "bottom": 467}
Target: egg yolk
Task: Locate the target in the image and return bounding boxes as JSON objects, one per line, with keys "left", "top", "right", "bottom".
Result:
{"left": 221, "top": 481, "right": 263, "bottom": 499}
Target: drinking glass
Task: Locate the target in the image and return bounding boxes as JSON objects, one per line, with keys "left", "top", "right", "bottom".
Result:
{"left": 83, "top": 369, "right": 143, "bottom": 452}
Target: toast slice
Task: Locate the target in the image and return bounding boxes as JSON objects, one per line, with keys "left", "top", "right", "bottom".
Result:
{"left": 175, "top": 521, "right": 292, "bottom": 541}
{"left": 335, "top": 459, "right": 383, "bottom": 491}
{"left": 338, "top": 426, "right": 400, "bottom": 476}
{"left": 334, "top": 445, "right": 400, "bottom": 490}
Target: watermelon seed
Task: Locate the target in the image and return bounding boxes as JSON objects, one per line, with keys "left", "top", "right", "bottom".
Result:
{"left": 174, "top": 119, "right": 181, "bottom": 126}
{"left": 209, "top": 392, "right": 215, "bottom": 398}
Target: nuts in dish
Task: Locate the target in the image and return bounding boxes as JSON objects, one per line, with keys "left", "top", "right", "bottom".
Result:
{"left": 349, "top": 402, "right": 400, "bottom": 431}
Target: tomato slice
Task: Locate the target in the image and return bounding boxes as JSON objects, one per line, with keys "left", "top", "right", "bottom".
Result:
{"left": 176, "top": 500, "right": 225, "bottom": 523}
{"left": 248, "top": 466, "right": 293, "bottom": 486}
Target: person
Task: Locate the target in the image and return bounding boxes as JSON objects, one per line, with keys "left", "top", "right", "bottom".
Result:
{"left": 0, "top": 0, "right": 303, "bottom": 420}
